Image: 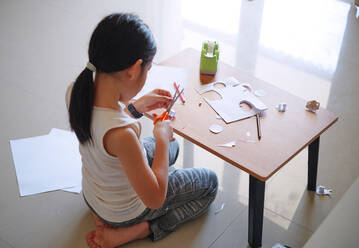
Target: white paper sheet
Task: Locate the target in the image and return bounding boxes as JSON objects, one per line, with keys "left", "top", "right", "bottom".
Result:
{"left": 134, "top": 65, "right": 190, "bottom": 99}
{"left": 48, "top": 128, "right": 83, "bottom": 194}
{"left": 10, "top": 129, "right": 82, "bottom": 196}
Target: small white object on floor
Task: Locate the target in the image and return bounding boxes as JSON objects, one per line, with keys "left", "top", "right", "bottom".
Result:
{"left": 276, "top": 103, "right": 287, "bottom": 112}
{"left": 316, "top": 185, "right": 333, "bottom": 196}
{"left": 209, "top": 124, "right": 223, "bottom": 134}
{"left": 216, "top": 114, "right": 222, "bottom": 119}
{"left": 254, "top": 89, "right": 267, "bottom": 97}
{"left": 214, "top": 203, "right": 225, "bottom": 215}
{"left": 272, "top": 243, "right": 291, "bottom": 248}
{"left": 246, "top": 131, "right": 251, "bottom": 137}
{"left": 217, "top": 141, "right": 236, "bottom": 147}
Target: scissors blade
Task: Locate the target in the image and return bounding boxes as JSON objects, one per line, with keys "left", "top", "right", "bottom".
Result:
{"left": 166, "top": 88, "right": 184, "bottom": 113}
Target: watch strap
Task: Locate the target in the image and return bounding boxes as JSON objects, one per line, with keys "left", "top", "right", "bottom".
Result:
{"left": 127, "top": 103, "right": 143, "bottom": 119}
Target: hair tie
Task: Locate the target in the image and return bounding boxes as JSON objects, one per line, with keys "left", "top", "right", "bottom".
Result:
{"left": 86, "top": 62, "right": 96, "bottom": 72}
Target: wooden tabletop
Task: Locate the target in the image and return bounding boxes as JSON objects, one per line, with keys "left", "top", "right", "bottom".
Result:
{"left": 155, "top": 48, "right": 338, "bottom": 181}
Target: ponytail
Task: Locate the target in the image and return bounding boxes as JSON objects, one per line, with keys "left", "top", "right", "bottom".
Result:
{"left": 68, "top": 13, "right": 156, "bottom": 144}
{"left": 68, "top": 68, "right": 94, "bottom": 144}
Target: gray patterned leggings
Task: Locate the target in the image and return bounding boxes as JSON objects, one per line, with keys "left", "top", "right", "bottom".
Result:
{"left": 86, "top": 137, "right": 218, "bottom": 241}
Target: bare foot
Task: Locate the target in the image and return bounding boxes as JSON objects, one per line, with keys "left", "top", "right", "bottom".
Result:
{"left": 86, "top": 222, "right": 151, "bottom": 248}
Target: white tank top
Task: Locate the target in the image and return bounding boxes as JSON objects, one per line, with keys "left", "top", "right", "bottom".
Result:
{"left": 66, "top": 83, "right": 147, "bottom": 222}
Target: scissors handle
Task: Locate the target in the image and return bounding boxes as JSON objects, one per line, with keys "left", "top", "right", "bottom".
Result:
{"left": 153, "top": 111, "right": 170, "bottom": 124}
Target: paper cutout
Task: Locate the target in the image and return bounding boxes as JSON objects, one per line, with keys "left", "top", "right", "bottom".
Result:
{"left": 209, "top": 124, "right": 223, "bottom": 134}
{"left": 197, "top": 77, "right": 268, "bottom": 123}
{"left": 217, "top": 141, "right": 236, "bottom": 147}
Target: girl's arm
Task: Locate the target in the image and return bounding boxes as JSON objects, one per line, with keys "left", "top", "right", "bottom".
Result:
{"left": 103, "top": 121, "right": 172, "bottom": 209}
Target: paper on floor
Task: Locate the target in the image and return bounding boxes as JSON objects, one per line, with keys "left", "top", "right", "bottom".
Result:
{"left": 10, "top": 128, "right": 82, "bottom": 196}
{"left": 48, "top": 128, "right": 83, "bottom": 194}
{"left": 134, "top": 65, "right": 190, "bottom": 99}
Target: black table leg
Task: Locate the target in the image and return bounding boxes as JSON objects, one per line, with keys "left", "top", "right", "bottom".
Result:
{"left": 308, "top": 137, "right": 320, "bottom": 191}
{"left": 248, "top": 175, "right": 265, "bottom": 248}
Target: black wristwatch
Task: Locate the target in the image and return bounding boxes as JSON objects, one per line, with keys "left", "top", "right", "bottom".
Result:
{"left": 127, "top": 103, "right": 143, "bottom": 119}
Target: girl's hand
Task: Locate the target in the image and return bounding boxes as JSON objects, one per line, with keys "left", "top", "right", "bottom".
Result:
{"left": 133, "top": 89, "right": 172, "bottom": 113}
{"left": 153, "top": 120, "right": 173, "bottom": 143}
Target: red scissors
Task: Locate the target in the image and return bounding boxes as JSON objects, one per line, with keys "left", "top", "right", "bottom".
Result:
{"left": 153, "top": 88, "right": 184, "bottom": 124}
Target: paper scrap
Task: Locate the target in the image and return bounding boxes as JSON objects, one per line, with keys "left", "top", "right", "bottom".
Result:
{"left": 209, "top": 124, "right": 223, "bottom": 134}
{"left": 316, "top": 185, "right": 332, "bottom": 196}
{"left": 216, "top": 114, "right": 222, "bottom": 119}
{"left": 214, "top": 203, "right": 225, "bottom": 215}
{"left": 217, "top": 141, "right": 236, "bottom": 147}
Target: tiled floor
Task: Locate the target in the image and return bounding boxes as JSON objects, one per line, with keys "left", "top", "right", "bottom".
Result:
{"left": 0, "top": 0, "right": 358, "bottom": 247}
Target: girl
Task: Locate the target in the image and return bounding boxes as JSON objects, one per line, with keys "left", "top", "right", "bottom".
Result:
{"left": 66, "top": 13, "right": 218, "bottom": 248}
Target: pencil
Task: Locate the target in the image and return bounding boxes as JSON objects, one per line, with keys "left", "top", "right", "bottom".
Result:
{"left": 174, "top": 82, "right": 185, "bottom": 104}
{"left": 256, "top": 113, "right": 261, "bottom": 141}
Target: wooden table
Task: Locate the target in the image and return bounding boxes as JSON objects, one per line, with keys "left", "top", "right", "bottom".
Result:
{"left": 156, "top": 48, "right": 338, "bottom": 247}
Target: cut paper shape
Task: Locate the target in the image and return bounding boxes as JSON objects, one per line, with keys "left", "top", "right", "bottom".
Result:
{"left": 214, "top": 203, "right": 225, "bottom": 215}
{"left": 246, "top": 131, "right": 251, "bottom": 137}
{"left": 316, "top": 185, "right": 333, "bottom": 196}
{"left": 276, "top": 103, "right": 287, "bottom": 112}
{"left": 197, "top": 77, "right": 268, "bottom": 123}
{"left": 254, "top": 89, "right": 267, "bottom": 97}
{"left": 217, "top": 141, "right": 236, "bottom": 147}
{"left": 209, "top": 124, "right": 223, "bottom": 134}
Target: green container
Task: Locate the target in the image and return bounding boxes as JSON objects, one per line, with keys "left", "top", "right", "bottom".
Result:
{"left": 200, "top": 41, "right": 219, "bottom": 75}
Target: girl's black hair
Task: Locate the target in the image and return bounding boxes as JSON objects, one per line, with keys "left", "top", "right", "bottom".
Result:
{"left": 69, "top": 13, "right": 156, "bottom": 144}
